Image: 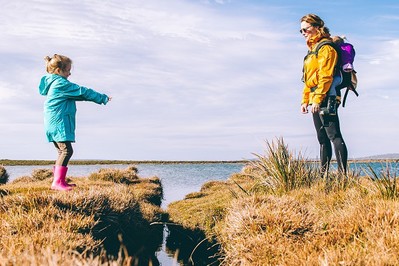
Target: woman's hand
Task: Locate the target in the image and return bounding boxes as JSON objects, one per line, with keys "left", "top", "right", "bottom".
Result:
{"left": 301, "top": 103, "right": 309, "bottom": 114}
{"left": 311, "top": 103, "right": 320, "bottom": 113}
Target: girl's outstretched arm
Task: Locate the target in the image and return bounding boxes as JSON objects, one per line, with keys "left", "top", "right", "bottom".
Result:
{"left": 64, "top": 82, "right": 110, "bottom": 105}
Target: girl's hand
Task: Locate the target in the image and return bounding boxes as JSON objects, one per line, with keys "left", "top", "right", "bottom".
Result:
{"left": 107, "top": 96, "right": 112, "bottom": 102}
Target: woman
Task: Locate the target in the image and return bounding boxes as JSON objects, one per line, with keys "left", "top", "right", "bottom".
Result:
{"left": 300, "top": 14, "right": 348, "bottom": 174}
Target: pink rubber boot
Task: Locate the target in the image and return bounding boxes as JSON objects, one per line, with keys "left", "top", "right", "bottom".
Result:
{"left": 51, "top": 165, "right": 73, "bottom": 191}
{"left": 52, "top": 166, "right": 76, "bottom": 187}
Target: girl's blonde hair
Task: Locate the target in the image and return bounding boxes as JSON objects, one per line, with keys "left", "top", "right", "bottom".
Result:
{"left": 44, "top": 54, "right": 72, "bottom": 74}
{"left": 300, "top": 14, "right": 330, "bottom": 38}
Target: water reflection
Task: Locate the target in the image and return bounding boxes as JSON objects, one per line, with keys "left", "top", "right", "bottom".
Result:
{"left": 164, "top": 223, "right": 221, "bottom": 266}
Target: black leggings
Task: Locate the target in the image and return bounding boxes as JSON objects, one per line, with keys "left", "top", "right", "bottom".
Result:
{"left": 53, "top": 142, "right": 73, "bottom": 166}
{"left": 312, "top": 110, "right": 348, "bottom": 173}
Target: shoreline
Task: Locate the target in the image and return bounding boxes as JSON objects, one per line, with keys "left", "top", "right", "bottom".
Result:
{"left": 0, "top": 159, "right": 247, "bottom": 166}
{"left": 1, "top": 159, "right": 398, "bottom": 166}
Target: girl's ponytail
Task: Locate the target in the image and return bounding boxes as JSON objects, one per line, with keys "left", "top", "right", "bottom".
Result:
{"left": 44, "top": 54, "right": 72, "bottom": 74}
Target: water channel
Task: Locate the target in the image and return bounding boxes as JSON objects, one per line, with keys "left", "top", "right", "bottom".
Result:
{"left": 6, "top": 162, "right": 246, "bottom": 265}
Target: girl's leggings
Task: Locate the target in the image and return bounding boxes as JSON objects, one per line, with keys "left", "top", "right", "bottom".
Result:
{"left": 312, "top": 109, "right": 348, "bottom": 173}
{"left": 53, "top": 142, "right": 73, "bottom": 166}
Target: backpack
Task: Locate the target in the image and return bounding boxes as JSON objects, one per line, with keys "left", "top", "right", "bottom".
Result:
{"left": 307, "top": 39, "right": 358, "bottom": 107}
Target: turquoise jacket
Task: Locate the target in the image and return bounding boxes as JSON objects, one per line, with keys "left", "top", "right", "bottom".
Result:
{"left": 39, "top": 74, "right": 109, "bottom": 142}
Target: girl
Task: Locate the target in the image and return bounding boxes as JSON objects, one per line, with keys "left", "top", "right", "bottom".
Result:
{"left": 300, "top": 14, "right": 348, "bottom": 175}
{"left": 39, "top": 54, "right": 111, "bottom": 191}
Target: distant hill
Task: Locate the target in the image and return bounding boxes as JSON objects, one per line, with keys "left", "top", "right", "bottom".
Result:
{"left": 355, "top": 153, "right": 399, "bottom": 160}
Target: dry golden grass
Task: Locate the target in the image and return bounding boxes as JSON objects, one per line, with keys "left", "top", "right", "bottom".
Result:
{"left": 3, "top": 140, "right": 398, "bottom": 265}
{"left": 167, "top": 138, "right": 399, "bottom": 266}
{"left": 169, "top": 173, "right": 399, "bottom": 265}
{"left": 0, "top": 165, "right": 9, "bottom": 184}
{"left": 0, "top": 166, "right": 165, "bottom": 265}
{"left": 217, "top": 182, "right": 399, "bottom": 265}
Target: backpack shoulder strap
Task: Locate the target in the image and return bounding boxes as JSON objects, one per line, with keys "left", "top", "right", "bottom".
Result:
{"left": 312, "top": 40, "right": 342, "bottom": 79}
{"left": 305, "top": 40, "right": 341, "bottom": 72}
{"left": 308, "top": 40, "right": 337, "bottom": 57}
{"left": 302, "top": 40, "right": 340, "bottom": 83}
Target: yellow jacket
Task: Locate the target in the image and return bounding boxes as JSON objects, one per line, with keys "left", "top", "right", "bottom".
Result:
{"left": 302, "top": 37, "right": 338, "bottom": 105}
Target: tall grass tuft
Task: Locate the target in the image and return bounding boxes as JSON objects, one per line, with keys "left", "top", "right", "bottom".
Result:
{"left": 88, "top": 165, "right": 139, "bottom": 184}
{"left": 322, "top": 169, "right": 360, "bottom": 193}
{"left": 31, "top": 168, "right": 53, "bottom": 181}
{"left": 12, "top": 168, "right": 56, "bottom": 184}
{"left": 0, "top": 166, "right": 9, "bottom": 185}
{"left": 246, "top": 138, "right": 318, "bottom": 194}
{"left": 365, "top": 162, "right": 399, "bottom": 200}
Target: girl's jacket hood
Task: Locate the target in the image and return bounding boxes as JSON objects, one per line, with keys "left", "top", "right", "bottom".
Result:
{"left": 39, "top": 74, "right": 57, "bottom": 96}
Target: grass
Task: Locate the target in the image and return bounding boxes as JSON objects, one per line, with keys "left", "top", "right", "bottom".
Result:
{"left": 167, "top": 137, "right": 399, "bottom": 266}
{"left": 0, "top": 165, "right": 165, "bottom": 265}
{"left": 365, "top": 162, "right": 399, "bottom": 200}
{"left": 2, "top": 139, "right": 399, "bottom": 265}
{"left": 167, "top": 173, "right": 255, "bottom": 235}
{"left": 0, "top": 165, "right": 9, "bottom": 184}
{"left": 247, "top": 138, "right": 318, "bottom": 194}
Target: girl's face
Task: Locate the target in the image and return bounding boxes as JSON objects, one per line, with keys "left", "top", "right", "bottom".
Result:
{"left": 300, "top": 21, "right": 318, "bottom": 42}
{"left": 59, "top": 65, "right": 71, "bottom": 79}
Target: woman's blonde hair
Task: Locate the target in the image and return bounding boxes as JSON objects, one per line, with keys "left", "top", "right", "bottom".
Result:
{"left": 300, "top": 14, "right": 330, "bottom": 38}
{"left": 44, "top": 54, "right": 72, "bottom": 74}
{"left": 332, "top": 35, "right": 346, "bottom": 45}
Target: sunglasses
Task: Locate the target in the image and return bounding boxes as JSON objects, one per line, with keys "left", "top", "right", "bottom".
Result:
{"left": 299, "top": 26, "right": 313, "bottom": 34}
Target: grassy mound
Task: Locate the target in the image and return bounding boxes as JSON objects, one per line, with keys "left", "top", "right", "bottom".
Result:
{"left": 0, "top": 165, "right": 165, "bottom": 265}
{"left": 167, "top": 138, "right": 399, "bottom": 265}
{"left": 0, "top": 165, "right": 9, "bottom": 184}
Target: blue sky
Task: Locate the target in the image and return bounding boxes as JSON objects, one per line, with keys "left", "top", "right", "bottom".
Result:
{"left": 1, "top": 0, "right": 398, "bottom": 161}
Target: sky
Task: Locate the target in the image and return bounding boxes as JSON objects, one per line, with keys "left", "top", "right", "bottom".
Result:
{"left": 1, "top": 0, "right": 399, "bottom": 161}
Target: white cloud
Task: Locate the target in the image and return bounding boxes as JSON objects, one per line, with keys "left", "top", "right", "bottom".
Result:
{"left": 1, "top": 0, "right": 399, "bottom": 160}
{"left": 0, "top": 82, "right": 18, "bottom": 100}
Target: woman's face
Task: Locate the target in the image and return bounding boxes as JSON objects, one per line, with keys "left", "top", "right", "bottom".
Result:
{"left": 300, "top": 21, "right": 318, "bottom": 42}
